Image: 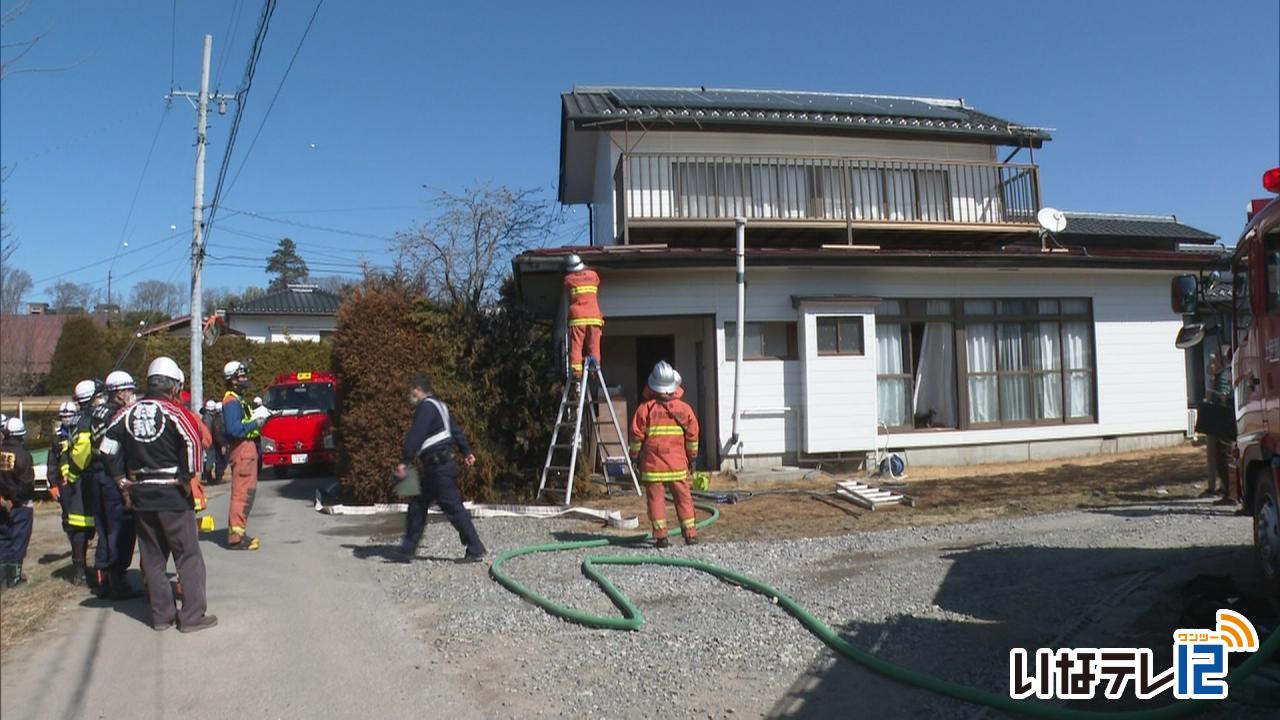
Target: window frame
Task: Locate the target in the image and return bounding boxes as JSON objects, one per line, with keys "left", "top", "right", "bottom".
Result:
{"left": 815, "top": 316, "right": 866, "bottom": 357}
{"left": 876, "top": 297, "right": 1098, "bottom": 433}
{"left": 724, "top": 321, "right": 799, "bottom": 362}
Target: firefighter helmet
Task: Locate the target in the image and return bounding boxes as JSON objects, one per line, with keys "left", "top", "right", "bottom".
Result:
{"left": 566, "top": 254, "right": 586, "bottom": 272}
{"left": 147, "top": 356, "right": 185, "bottom": 384}
{"left": 4, "top": 417, "right": 26, "bottom": 437}
{"left": 647, "top": 361, "right": 682, "bottom": 394}
{"left": 204, "top": 400, "right": 217, "bottom": 412}
{"left": 223, "top": 360, "right": 248, "bottom": 381}
{"left": 58, "top": 401, "right": 77, "bottom": 419}
{"left": 73, "top": 379, "right": 100, "bottom": 404}
{"left": 104, "top": 370, "right": 136, "bottom": 392}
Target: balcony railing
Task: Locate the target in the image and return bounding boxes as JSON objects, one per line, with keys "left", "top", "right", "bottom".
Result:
{"left": 615, "top": 152, "right": 1041, "bottom": 242}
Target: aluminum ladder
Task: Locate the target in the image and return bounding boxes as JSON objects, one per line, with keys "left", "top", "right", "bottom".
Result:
{"left": 537, "top": 359, "right": 641, "bottom": 504}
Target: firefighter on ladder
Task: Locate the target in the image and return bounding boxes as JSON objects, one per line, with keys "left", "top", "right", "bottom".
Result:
{"left": 629, "top": 361, "right": 701, "bottom": 548}
{"left": 564, "top": 254, "right": 603, "bottom": 380}
{"left": 221, "top": 361, "right": 273, "bottom": 550}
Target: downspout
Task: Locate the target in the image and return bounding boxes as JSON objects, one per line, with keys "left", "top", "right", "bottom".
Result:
{"left": 728, "top": 217, "right": 747, "bottom": 469}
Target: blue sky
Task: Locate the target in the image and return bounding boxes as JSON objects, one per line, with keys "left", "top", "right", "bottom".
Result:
{"left": 1, "top": 0, "right": 1277, "bottom": 308}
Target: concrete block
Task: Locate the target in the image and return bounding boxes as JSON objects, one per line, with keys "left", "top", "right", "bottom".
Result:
{"left": 904, "top": 442, "right": 1031, "bottom": 467}
{"left": 1028, "top": 437, "right": 1105, "bottom": 462}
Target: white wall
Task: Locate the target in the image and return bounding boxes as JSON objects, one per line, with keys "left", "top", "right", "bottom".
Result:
{"left": 798, "top": 302, "right": 878, "bottom": 454}
{"left": 228, "top": 315, "right": 335, "bottom": 343}
{"left": 596, "top": 265, "right": 1188, "bottom": 457}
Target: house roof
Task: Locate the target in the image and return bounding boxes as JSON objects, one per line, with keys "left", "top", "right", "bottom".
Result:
{"left": 0, "top": 315, "right": 103, "bottom": 376}
{"left": 563, "top": 86, "right": 1052, "bottom": 144}
{"left": 1059, "top": 212, "right": 1219, "bottom": 244}
{"left": 140, "top": 315, "right": 242, "bottom": 338}
{"left": 229, "top": 285, "right": 342, "bottom": 316}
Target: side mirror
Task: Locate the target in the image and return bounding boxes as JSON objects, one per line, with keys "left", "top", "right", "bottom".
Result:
{"left": 1171, "top": 274, "right": 1199, "bottom": 315}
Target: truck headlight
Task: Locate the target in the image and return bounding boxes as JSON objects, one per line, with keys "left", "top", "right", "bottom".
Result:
{"left": 261, "top": 437, "right": 276, "bottom": 453}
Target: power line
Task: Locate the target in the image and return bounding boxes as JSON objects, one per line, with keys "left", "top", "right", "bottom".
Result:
{"left": 213, "top": 0, "right": 246, "bottom": 90}
{"left": 222, "top": 0, "right": 325, "bottom": 199}
{"left": 169, "top": 0, "right": 177, "bottom": 91}
{"left": 220, "top": 206, "right": 395, "bottom": 242}
{"left": 108, "top": 103, "right": 172, "bottom": 300}
{"left": 33, "top": 230, "right": 186, "bottom": 286}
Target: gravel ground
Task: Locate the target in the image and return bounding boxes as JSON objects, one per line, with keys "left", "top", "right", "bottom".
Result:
{"left": 357, "top": 499, "right": 1275, "bottom": 719}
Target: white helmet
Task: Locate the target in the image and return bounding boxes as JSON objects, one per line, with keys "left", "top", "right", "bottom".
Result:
{"left": 204, "top": 400, "right": 217, "bottom": 412}
{"left": 58, "top": 401, "right": 77, "bottom": 419}
{"left": 104, "top": 370, "right": 136, "bottom": 392}
{"left": 646, "top": 361, "right": 681, "bottom": 394}
{"left": 223, "top": 360, "right": 248, "bottom": 381}
{"left": 566, "top": 253, "right": 586, "bottom": 272}
{"left": 147, "top": 356, "right": 185, "bottom": 384}
{"left": 252, "top": 396, "right": 263, "bottom": 407}
{"left": 73, "top": 379, "right": 100, "bottom": 404}
{"left": 4, "top": 417, "right": 26, "bottom": 437}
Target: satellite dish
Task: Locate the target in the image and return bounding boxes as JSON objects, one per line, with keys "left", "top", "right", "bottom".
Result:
{"left": 1037, "top": 207, "right": 1068, "bottom": 234}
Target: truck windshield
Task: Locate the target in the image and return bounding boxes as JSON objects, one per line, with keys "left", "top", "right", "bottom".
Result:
{"left": 266, "top": 382, "right": 335, "bottom": 412}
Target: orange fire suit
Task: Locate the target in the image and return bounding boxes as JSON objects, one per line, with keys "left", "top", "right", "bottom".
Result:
{"left": 565, "top": 268, "right": 603, "bottom": 378}
{"left": 629, "top": 387, "right": 700, "bottom": 540}
{"left": 223, "top": 390, "right": 260, "bottom": 545}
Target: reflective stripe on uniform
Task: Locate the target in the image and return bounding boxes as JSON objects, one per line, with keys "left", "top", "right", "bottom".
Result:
{"left": 229, "top": 525, "right": 247, "bottom": 535}
{"left": 652, "top": 519, "right": 666, "bottom": 528}
{"left": 568, "top": 317, "right": 604, "bottom": 327}
{"left": 569, "top": 285, "right": 598, "bottom": 296}
{"left": 645, "top": 425, "right": 684, "bottom": 437}
{"left": 629, "top": 442, "right": 643, "bottom": 454}
{"left": 681, "top": 517, "right": 697, "bottom": 528}
{"left": 685, "top": 441, "right": 699, "bottom": 452}
{"left": 640, "top": 469, "right": 688, "bottom": 483}
{"left": 67, "top": 513, "right": 94, "bottom": 528}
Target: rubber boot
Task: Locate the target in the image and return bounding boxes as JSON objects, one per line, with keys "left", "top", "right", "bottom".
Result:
{"left": 93, "top": 568, "right": 110, "bottom": 599}
{"left": 109, "top": 569, "right": 141, "bottom": 601}
{"left": 0, "top": 564, "right": 11, "bottom": 591}
{"left": 70, "top": 561, "right": 86, "bottom": 587}
{"left": 9, "top": 564, "right": 26, "bottom": 589}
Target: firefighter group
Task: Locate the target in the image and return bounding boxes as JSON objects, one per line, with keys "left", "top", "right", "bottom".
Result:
{"left": 0, "top": 251, "right": 704, "bottom": 629}
{"left": 0, "top": 357, "right": 277, "bottom": 633}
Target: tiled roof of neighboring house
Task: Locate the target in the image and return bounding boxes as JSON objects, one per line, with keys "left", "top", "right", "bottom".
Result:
{"left": 229, "top": 285, "right": 342, "bottom": 316}
{"left": 1059, "top": 212, "right": 1219, "bottom": 244}
{"left": 562, "top": 86, "right": 1053, "bottom": 145}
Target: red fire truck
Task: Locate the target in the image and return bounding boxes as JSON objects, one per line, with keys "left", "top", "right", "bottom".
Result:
{"left": 259, "top": 371, "right": 337, "bottom": 478}
{"left": 1173, "top": 167, "right": 1280, "bottom": 593}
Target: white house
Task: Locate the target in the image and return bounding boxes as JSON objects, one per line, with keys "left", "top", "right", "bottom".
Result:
{"left": 225, "top": 285, "right": 340, "bottom": 343}
{"left": 515, "top": 86, "right": 1220, "bottom": 469}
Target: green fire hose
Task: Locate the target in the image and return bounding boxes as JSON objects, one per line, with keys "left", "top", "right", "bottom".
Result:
{"left": 489, "top": 502, "right": 1279, "bottom": 719}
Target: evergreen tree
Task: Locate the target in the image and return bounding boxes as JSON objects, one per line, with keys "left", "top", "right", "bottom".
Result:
{"left": 265, "top": 238, "right": 309, "bottom": 291}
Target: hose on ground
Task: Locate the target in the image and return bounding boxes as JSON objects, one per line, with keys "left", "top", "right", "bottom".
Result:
{"left": 489, "top": 502, "right": 1278, "bottom": 719}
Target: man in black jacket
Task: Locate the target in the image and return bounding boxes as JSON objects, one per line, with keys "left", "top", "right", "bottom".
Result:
{"left": 393, "top": 374, "right": 487, "bottom": 562}
{"left": 0, "top": 417, "right": 36, "bottom": 589}
{"left": 103, "top": 357, "right": 217, "bottom": 633}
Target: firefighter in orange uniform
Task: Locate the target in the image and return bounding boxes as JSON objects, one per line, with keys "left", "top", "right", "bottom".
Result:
{"left": 564, "top": 254, "right": 603, "bottom": 379}
{"left": 629, "top": 361, "right": 700, "bottom": 548}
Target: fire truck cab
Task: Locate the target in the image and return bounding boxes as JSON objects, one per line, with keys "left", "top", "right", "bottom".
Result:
{"left": 1173, "top": 168, "right": 1280, "bottom": 593}
{"left": 259, "top": 371, "right": 337, "bottom": 478}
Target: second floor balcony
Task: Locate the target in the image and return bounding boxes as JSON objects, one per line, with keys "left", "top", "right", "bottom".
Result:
{"left": 614, "top": 152, "right": 1041, "bottom": 243}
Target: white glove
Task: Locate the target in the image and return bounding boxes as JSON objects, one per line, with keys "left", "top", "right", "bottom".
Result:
{"left": 251, "top": 405, "right": 273, "bottom": 423}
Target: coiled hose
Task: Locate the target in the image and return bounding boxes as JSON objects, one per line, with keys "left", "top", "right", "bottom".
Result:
{"left": 489, "top": 502, "right": 1279, "bottom": 718}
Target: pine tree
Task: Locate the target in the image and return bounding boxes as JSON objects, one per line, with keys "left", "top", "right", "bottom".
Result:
{"left": 265, "top": 238, "right": 309, "bottom": 291}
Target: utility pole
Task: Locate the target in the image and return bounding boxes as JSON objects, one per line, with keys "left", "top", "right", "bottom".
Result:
{"left": 169, "top": 35, "right": 233, "bottom": 410}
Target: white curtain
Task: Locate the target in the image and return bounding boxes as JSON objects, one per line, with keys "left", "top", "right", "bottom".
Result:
{"left": 997, "top": 324, "right": 1030, "bottom": 422}
{"left": 912, "top": 301, "right": 956, "bottom": 427}
{"left": 966, "top": 324, "right": 997, "bottom": 423}
{"left": 877, "top": 323, "right": 908, "bottom": 427}
{"left": 1032, "top": 322, "right": 1062, "bottom": 420}
{"left": 1064, "top": 321, "right": 1093, "bottom": 418}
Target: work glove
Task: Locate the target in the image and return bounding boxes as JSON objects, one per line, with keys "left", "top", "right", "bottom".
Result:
{"left": 250, "top": 405, "right": 273, "bottom": 423}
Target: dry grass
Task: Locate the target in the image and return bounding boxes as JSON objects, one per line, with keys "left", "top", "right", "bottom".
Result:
{"left": 578, "top": 445, "right": 1211, "bottom": 543}
{"left": 0, "top": 502, "right": 85, "bottom": 657}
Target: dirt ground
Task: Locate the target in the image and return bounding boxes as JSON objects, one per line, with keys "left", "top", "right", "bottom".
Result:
{"left": 577, "top": 445, "right": 1215, "bottom": 542}
{"left": 0, "top": 502, "right": 83, "bottom": 657}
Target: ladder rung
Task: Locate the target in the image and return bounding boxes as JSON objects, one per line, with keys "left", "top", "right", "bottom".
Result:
{"left": 545, "top": 465, "right": 571, "bottom": 471}
{"left": 552, "top": 443, "right": 576, "bottom": 449}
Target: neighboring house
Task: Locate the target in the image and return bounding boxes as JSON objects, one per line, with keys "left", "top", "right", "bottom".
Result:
{"left": 225, "top": 285, "right": 340, "bottom": 343}
{"left": 513, "top": 86, "right": 1223, "bottom": 470}
{"left": 140, "top": 314, "right": 242, "bottom": 339}
{"left": 0, "top": 315, "right": 106, "bottom": 394}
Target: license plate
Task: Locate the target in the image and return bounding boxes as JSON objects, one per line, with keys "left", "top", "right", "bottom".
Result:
{"left": 291, "top": 454, "right": 308, "bottom": 464}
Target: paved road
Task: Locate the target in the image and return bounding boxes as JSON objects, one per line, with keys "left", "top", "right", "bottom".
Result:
{"left": 0, "top": 473, "right": 481, "bottom": 720}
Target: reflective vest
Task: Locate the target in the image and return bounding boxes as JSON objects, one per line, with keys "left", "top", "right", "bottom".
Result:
{"left": 565, "top": 269, "right": 603, "bottom": 327}
{"left": 629, "top": 387, "right": 700, "bottom": 483}
{"left": 61, "top": 415, "right": 96, "bottom": 529}
{"left": 224, "top": 391, "right": 261, "bottom": 440}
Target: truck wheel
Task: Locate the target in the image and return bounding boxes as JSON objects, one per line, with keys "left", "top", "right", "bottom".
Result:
{"left": 274, "top": 466, "right": 292, "bottom": 479}
{"left": 1254, "top": 474, "right": 1280, "bottom": 595}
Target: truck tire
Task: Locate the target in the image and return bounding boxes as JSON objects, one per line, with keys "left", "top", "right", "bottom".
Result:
{"left": 1253, "top": 473, "right": 1280, "bottom": 595}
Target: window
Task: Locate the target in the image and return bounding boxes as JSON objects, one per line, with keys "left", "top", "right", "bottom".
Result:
{"left": 1267, "top": 230, "right": 1280, "bottom": 313}
{"left": 1235, "top": 252, "right": 1252, "bottom": 335}
{"left": 725, "top": 322, "right": 797, "bottom": 361}
{"left": 877, "top": 298, "right": 1097, "bottom": 431}
{"left": 816, "top": 317, "right": 865, "bottom": 356}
